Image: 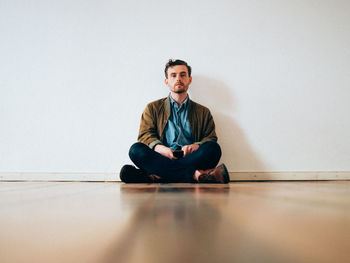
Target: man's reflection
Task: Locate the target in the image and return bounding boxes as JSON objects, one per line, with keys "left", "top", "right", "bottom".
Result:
{"left": 103, "top": 185, "right": 229, "bottom": 263}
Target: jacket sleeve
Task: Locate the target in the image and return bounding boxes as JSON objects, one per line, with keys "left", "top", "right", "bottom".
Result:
{"left": 194, "top": 108, "right": 218, "bottom": 145}
{"left": 137, "top": 103, "right": 163, "bottom": 149}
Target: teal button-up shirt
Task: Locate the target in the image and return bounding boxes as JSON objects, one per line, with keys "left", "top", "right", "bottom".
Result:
{"left": 164, "top": 95, "right": 193, "bottom": 150}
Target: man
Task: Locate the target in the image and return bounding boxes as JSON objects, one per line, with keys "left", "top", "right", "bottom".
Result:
{"left": 120, "top": 59, "right": 229, "bottom": 184}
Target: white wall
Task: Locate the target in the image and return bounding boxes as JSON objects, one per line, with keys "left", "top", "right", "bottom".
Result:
{"left": 1, "top": 0, "right": 350, "bottom": 174}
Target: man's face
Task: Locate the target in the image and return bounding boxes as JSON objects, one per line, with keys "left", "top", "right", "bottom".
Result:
{"left": 165, "top": 65, "right": 192, "bottom": 94}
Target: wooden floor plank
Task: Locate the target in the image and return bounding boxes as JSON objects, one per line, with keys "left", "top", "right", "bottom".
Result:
{"left": 0, "top": 182, "right": 350, "bottom": 263}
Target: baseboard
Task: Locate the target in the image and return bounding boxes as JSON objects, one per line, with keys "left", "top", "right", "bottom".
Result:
{"left": 229, "top": 171, "right": 350, "bottom": 181}
{"left": 1, "top": 171, "right": 350, "bottom": 181}
{"left": 0, "top": 172, "right": 117, "bottom": 182}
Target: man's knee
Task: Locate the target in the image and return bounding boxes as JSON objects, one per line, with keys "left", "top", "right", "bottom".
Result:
{"left": 129, "top": 142, "right": 148, "bottom": 161}
{"left": 201, "top": 141, "right": 222, "bottom": 158}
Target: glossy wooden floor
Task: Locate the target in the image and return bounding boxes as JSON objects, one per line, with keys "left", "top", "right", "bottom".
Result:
{"left": 1, "top": 181, "right": 350, "bottom": 263}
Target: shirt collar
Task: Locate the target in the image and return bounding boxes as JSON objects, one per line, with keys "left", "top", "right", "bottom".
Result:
{"left": 169, "top": 94, "right": 189, "bottom": 109}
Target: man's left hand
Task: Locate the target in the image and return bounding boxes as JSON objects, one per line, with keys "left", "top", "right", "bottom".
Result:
{"left": 182, "top": 144, "right": 200, "bottom": 157}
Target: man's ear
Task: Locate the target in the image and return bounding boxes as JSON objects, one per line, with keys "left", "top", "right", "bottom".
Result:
{"left": 164, "top": 78, "right": 169, "bottom": 86}
{"left": 189, "top": 76, "right": 192, "bottom": 85}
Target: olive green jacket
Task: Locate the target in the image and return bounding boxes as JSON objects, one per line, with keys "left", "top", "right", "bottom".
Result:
{"left": 138, "top": 96, "right": 217, "bottom": 149}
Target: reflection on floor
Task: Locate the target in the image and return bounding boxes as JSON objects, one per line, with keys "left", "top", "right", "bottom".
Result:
{"left": 1, "top": 181, "right": 350, "bottom": 263}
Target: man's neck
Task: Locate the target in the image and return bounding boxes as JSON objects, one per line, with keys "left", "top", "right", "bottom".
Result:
{"left": 170, "top": 92, "right": 188, "bottom": 107}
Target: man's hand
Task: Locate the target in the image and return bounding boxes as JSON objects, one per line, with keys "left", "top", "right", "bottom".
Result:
{"left": 154, "top": 144, "right": 177, "bottom": 159}
{"left": 182, "top": 144, "right": 200, "bottom": 157}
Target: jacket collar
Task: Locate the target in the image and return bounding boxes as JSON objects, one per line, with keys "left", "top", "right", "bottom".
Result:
{"left": 165, "top": 96, "right": 171, "bottom": 115}
{"left": 165, "top": 94, "right": 192, "bottom": 115}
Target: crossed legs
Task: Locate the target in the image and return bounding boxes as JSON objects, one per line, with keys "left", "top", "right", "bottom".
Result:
{"left": 128, "top": 141, "right": 222, "bottom": 183}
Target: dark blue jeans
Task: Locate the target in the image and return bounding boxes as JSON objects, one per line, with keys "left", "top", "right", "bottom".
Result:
{"left": 129, "top": 141, "right": 221, "bottom": 183}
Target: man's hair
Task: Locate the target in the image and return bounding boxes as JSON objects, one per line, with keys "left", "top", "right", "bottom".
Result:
{"left": 164, "top": 59, "right": 192, "bottom": 78}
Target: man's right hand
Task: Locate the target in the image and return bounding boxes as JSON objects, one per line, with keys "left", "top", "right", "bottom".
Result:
{"left": 154, "top": 144, "right": 177, "bottom": 159}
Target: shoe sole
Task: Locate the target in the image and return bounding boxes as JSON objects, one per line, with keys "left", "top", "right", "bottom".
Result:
{"left": 119, "top": 165, "right": 154, "bottom": 183}
{"left": 120, "top": 164, "right": 137, "bottom": 182}
{"left": 221, "top": 163, "right": 230, "bottom": 184}
{"left": 119, "top": 165, "right": 130, "bottom": 182}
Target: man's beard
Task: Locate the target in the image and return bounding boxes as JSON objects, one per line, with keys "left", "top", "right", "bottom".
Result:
{"left": 172, "top": 86, "right": 186, "bottom": 94}
{"left": 172, "top": 83, "right": 187, "bottom": 93}
{"left": 174, "top": 90, "right": 186, "bottom": 94}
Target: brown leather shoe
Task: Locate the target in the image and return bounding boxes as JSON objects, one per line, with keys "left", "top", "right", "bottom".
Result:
{"left": 198, "top": 163, "right": 230, "bottom": 184}
{"left": 120, "top": 165, "right": 164, "bottom": 183}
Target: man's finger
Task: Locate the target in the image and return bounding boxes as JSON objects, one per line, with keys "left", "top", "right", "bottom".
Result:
{"left": 182, "top": 146, "right": 186, "bottom": 155}
{"left": 168, "top": 150, "right": 177, "bottom": 160}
